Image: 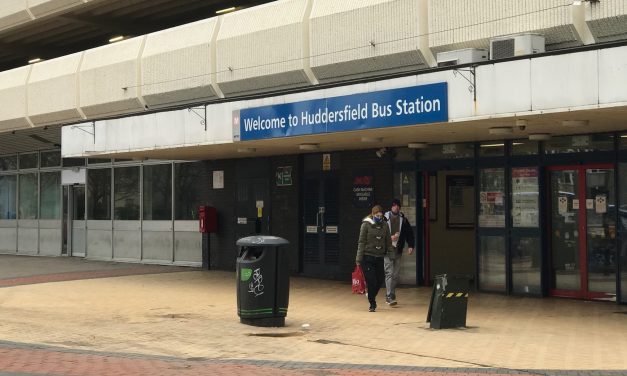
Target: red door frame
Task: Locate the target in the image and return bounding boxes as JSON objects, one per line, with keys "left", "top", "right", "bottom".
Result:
{"left": 547, "top": 163, "right": 614, "bottom": 299}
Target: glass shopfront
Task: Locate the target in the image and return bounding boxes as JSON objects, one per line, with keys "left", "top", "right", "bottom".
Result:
{"left": 393, "top": 148, "right": 418, "bottom": 284}
{"left": 415, "top": 133, "right": 625, "bottom": 303}
{"left": 620, "top": 137, "right": 627, "bottom": 303}
{"left": 478, "top": 168, "right": 506, "bottom": 292}
{"left": 511, "top": 167, "right": 541, "bottom": 294}
{"left": 547, "top": 165, "right": 616, "bottom": 299}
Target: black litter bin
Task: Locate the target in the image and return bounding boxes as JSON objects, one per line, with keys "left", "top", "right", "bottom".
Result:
{"left": 426, "top": 274, "right": 469, "bottom": 329}
{"left": 236, "top": 235, "right": 290, "bottom": 327}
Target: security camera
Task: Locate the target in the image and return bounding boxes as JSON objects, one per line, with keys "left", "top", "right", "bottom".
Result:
{"left": 515, "top": 119, "right": 528, "bottom": 131}
{"left": 375, "top": 147, "right": 387, "bottom": 158}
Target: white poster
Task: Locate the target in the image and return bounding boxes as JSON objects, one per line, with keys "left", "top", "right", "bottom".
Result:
{"left": 512, "top": 168, "right": 539, "bottom": 227}
{"left": 572, "top": 199, "right": 579, "bottom": 210}
{"left": 595, "top": 195, "right": 607, "bottom": 214}
{"left": 213, "top": 170, "right": 224, "bottom": 189}
{"left": 322, "top": 154, "right": 331, "bottom": 171}
{"left": 558, "top": 196, "right": 568, "bottom": 215}
{"left": 572, "top": 135, "right": 590, "bottom": 147}
{"left": 479, "top": 214, "right": 506, "bottom": 228}
{"left": 586, "top": 199, "right": 594, "bottom": 210}
{"left": 442, "top": 144, "right": 456, "bottom": 154}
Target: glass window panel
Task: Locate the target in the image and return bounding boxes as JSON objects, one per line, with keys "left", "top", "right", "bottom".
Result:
{"left": 19, "top": 173, "right": 38, "bottom": 219}
{"left": 478, "top": 168, "right": 505, "bottom": 228}
{"left": 73, "top": 186, "right": 85, "bottom": 221}
{"left": 393, "top": 171, "right": 417, "bottom": 225}
{"left": 62, "top": 158, "right": 85, "bottom": 167}
{"left": 446, "top": 175, "right": 475, "bottom": 228}
{"left": 40, "top": 150, "right": 61, "bottom": 168}
{"left": 512, "top": 140, "right": 539, "bottom": 156}
{"left": 0, "top": 175, "right": 17, "bottom": 219}
{"left": 393, "top": 170, "right": 417, "bottom": 284}
{"left": 143, "top": 164, "right": 172, "bottom": 220}
{"left": 621, "top": 134, "right": 627, "bottom": 149}
{"left": 511, "top": 235, "right": 542, "bottom": 294}
{"left": 19, "top": 153, "right": 38, "bottom": 169}
{"left": 40, "top": 172, "right": 61, "bottom": 219}
{"left": 419, "top": 143, "right": 475, "bottom": 160}
{"left": 586, "top": 168, "right": 616, "bottom": 295}
{"left": 511, "top": 167, "right": 539, "bottom": 228}
{"left": 175, "top": 162, "right": 204, "bottom": 220}
{"left": 88, "top": 158, "right": 111, "bottom": 165}
{"left": 478, "top": 235, "right": 506, "bottom": 292}
{"left": 0, "top": 155, "right": 17, "bottom": 171}
{"left": 619, "top": 163, "right": 627, "bottom": 303}
{"left": 87, "top": 168, "right": 111, "bottom": 220}
{"left": 550, "top": 170, "right": 580, "bottom": 291}
{"left": 545, "top": 134, "right": 614, "bottom": 154}
{"left": 114, "top": 166, "right": 140, "bottom": 220}
{"left": 479, "top": 142, "right": 505, "bottom": 157}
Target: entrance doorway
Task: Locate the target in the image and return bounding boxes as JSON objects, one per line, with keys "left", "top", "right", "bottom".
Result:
{"left": 303, "top": 174, "right": 340, "bottom": 278}
{"left": 62, "top": 185, "right": 86, "bottom": 257}
{"left": 424, "top": 170, "right": 476, "bottom": 282}
{"left": 548, "top": 165, "right": 617, "bottom": 300}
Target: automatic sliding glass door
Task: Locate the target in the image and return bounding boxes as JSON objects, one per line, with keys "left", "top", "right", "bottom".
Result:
{"left": 548, "top": 165, "right": 617, "bottom": 300}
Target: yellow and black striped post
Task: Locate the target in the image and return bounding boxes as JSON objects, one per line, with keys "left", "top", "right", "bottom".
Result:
{"left": 427, "top": 274, "right": 470, "bottom": 329}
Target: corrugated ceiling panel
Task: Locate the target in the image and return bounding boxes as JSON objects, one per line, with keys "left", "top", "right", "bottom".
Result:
{"left": 79, "top": 36, "right": 146, "bottom": 118}
{"left": 429, "top": 0, "right": 581, "bottom": 53}
{"left": 0, "top": 66, "right": 32, "bottom": 132}
{"left": 216, "top": 0, "right": 311, "bottom": 95}
{"left": 310, "top": 0, "right": 428, "bottom": 82}
{"left": 0, "top": 0, "right": 32, "bottom": 32}
{"left": 27, "top": 52, "right": 84, "bottom": 126}
{"left": 141, "top": 18, "right": 219, "bottom": 108}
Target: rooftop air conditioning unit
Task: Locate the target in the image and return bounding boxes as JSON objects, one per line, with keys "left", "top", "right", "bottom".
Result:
{"left": 489, "top": 34, "right": 545, "bottom": 60}
{"left": 436, "top": 48, "right": 488, "bottom": 67}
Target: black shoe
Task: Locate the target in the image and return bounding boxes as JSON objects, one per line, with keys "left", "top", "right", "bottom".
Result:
{"left": 369, "top": 306, "right": 376, "bottom": 312}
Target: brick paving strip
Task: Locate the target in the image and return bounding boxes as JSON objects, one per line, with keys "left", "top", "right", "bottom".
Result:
{"left": 0, "top": 342, "right": 625, "bottom": 376}
{"left": 0, "top": 267, "right": 186, "bottom": 288}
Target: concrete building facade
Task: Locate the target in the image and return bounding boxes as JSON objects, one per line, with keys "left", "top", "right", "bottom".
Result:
{"left": 1, "top": 0, "right": 626, "bottom": 303}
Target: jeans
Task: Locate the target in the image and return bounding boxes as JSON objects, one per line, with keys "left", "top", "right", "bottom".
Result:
{"left": 384, "top": 253, "right": 402, "bottom": 300}
{"left": 362, "top": 255, "right": 385, "bottom": 307}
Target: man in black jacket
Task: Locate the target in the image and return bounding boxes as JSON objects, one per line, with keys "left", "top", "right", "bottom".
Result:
{"left": 383, "top": 198, "right": 415, "bottom": 306}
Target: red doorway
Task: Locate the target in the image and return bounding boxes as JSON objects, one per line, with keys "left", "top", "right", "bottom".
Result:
{"left": 547, "top": 164, "right": 617, "bottom": 300}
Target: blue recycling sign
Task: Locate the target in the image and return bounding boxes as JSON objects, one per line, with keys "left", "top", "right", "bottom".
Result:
{"left": 233, "top": 82, "right": 448, "bottom": 141}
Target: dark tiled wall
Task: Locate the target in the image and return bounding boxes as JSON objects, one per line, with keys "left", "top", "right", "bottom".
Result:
{"left": 206, "top": 156, "right": 300, "bottom": 274}
{"left": 339, "top": 149, "right": 394, "bottom": 278}
{"left": 270, "top": 155, "right": 300, "bottom": 274}
{"left": 206, "top": 159, "right": 237, "bottom": 271}
{"left": 204, "top": 150, "right": 393, "bottom": 280}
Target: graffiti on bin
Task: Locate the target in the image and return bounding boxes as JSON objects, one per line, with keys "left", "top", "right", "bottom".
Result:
{"left": 248, "top": 268, "right": 265, "bottom": 297}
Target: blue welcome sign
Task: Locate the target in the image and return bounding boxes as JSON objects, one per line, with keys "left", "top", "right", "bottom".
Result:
{"left": 233, "top": 82, "right": 448, "bottom": 142}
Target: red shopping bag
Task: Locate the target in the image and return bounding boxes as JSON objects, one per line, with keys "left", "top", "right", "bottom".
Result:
{"left": 352, "top": 264, "right": 367, "bottom": 294}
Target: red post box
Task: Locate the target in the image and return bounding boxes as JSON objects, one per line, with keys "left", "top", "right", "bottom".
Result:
{"left": 199, "top": 206, "right": 217, "bottom": 233}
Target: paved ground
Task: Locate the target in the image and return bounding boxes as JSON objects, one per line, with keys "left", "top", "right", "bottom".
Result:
{"left": 0, "top": 254, "right": 626, "bottom": 376}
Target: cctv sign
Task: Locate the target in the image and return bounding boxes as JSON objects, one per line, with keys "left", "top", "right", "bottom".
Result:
{"left": 233, "top": 82, "right": 448, "bottom": 141}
